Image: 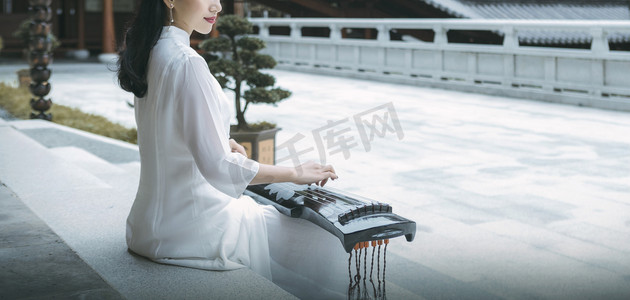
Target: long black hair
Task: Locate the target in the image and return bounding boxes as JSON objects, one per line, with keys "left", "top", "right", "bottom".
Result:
{"left": 117, "top": 0, "right": 167, "bottom": 98}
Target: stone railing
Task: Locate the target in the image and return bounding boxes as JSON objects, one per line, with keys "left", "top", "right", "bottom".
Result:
{"left": 249, "top": 18, "right": 630, "bottom": 111}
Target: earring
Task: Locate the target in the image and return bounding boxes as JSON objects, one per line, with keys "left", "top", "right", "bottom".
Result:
{"left": 169, "top": 3, "right": 174, "bottom": 25}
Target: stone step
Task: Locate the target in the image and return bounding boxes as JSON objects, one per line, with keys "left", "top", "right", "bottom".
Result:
{"left": 115, "top": 161, "right": 140, "bottom": 176}
{"left": 0, "top": 120, "right": 295, "bottom": 300}
{"left": 49, "top": 146, "right": 126, "bottom": 176}
{"left": 0, "top": 182, "right": 125, "bottom": 299}
{"left": 9, "top": 119, "right": 142, "bottom": 195}
{"left": 9, "top": 119, "right": 140, "bottom": 165}
{"left": 49, "top": 146, "right": 140, "bottom": 193}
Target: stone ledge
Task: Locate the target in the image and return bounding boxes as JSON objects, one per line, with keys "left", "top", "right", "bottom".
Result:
{"left": 0, "top": 121, "right": 296, "bottom": 300}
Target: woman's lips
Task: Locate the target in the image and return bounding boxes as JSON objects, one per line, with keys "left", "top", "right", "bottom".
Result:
{"left": 204, "top": 17, "right": 216, "bottom": 24}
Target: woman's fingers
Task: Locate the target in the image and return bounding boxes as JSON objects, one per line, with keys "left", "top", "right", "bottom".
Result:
{"left": 234, "top": 145, "right": 246, "bottom": 157}
{"left": 296, "top": 162, "right": 339, "bottom": 186}
{"left": 318, "top": 171, "right": 336, "bottom": 187}
{"left": 325, "top": 170, "right": 338, "bottom": 180}
{"left": 321, "top": 164, "right": 338, "bottom": 180}
{"left": 318, "top": 165, "right": 337, "bottom": 183}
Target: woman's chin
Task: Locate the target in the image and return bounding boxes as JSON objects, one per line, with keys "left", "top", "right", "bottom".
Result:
{"left": 195, "top": 25, "right": 213, "bottom": 35}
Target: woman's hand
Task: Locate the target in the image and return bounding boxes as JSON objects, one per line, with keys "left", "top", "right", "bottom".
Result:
{"left": 292, "top": 161, "right": 338, "bottom": 187}
{"left": 250, "top": 161, "right": 339, "bottom": 186}
{"left": 229, "top": 138, "right": 247, "bottom": 157}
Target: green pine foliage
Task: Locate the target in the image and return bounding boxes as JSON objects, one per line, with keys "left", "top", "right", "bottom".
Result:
{"left": 199, "top": 15, "right": 291, "bottom": 131}
{"left": 13, "top": 18, "right": 61, "bottom": 50}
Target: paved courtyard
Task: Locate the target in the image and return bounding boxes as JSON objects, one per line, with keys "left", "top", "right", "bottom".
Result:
{"left": 1, "top": 60, "right": 629, "bottom": 299}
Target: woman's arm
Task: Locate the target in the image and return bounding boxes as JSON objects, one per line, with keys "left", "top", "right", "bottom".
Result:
{"left": 177, "top": 56, "right": 259, "bottom": 198}
{"left": 229, "top": 138, "right": 338, "bottom": 187}
{"left": 250, "top": 161, "right": 338, "bottom": 187}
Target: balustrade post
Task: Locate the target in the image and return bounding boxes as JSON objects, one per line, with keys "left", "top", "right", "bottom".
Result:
{"left": 376, "top": 25, "right": 387, "bottom": 74}
{"left": 377, "top": 25, "right": 389, "bottom": 42}
{"left": 330, "top": 24, "right": 341, "bottom": 41}
{"left": 502, "top": 26, "right": 518, "bottom": 50}
{"left": 289, "top": 23, "right": 300, "bottom": 65}
{"left": 432, "top": 25, "right": 446, "bottom": 81}
{"left": 290, "top": 23, "right": 302, "bottom": 39}
{"left": 258, "top": 23, "right": 269, "bottom": 38}
{"left": 543, "top": 57, "right": 556, "bottom": 92}
{"left": 28, "top": 0, "right": 53, "bottom": 121}
{"left": 433, "top": 25, "right": 447, "bottom": 45}
{"left": 590, "top": 27, "right": 606, "bottom": 97}
{"left": 590, "top": 27, "right": 609, "bottom": 54}
{"left": 501, "top": 26, "right": 517, "bottom": 88}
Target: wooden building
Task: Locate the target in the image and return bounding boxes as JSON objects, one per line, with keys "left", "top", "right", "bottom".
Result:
{"left": 0, "top": 0, "right": 245, "bottom": 57}
{"left": 1, "top": 0, "right": 132, "bottom": 56}
{"left": 1, "top": 0, "right": 628, "bottom": 57}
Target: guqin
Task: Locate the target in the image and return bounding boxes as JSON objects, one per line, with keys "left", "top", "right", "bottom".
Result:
{"left": 245, "top": 182, "right": 416, "bottom": 252}
{"left": 245, "top": 182, "right": 416, "bottom": 299}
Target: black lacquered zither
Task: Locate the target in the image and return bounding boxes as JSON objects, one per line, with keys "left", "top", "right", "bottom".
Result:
{"left": 244, "top": 182, "right": 416, "bottom": 253}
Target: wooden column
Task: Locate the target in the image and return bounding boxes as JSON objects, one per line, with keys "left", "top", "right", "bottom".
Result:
{"left": 102, "top": 0, "right": 115, "bottom": 54}
{"left": 77, "top": 0, "right": 85, "bottom": 50}
{"left": 234, "top": 0, "right": 244, "bottom": 17}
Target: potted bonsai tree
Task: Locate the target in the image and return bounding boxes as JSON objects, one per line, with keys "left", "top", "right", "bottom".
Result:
{"left": 199, "top": 15, "right": 291, "bottom": 164}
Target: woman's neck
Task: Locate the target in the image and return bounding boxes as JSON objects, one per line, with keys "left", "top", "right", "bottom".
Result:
{"left": 165, "top": 23, "right": 192, "bottom": 36}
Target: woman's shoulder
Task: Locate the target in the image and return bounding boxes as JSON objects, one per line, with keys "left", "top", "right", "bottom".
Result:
{"left": 153, "top": 39, "right": 205, "bottom": 68}
{"left": 148, "top": 43, "right": 208, "bottom": 87}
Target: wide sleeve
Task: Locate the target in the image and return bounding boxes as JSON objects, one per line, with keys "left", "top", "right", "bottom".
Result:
{"left": 176, "top": 55, "right": 259, "bottom": 198}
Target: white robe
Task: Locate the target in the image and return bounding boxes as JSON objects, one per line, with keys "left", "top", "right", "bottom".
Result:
{"left": 127, "top": 26, "right": 349, "bottom": 299}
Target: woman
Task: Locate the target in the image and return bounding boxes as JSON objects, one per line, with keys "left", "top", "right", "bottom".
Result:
{"left": 117, "top": 0, "right": 350, "bottom": 299}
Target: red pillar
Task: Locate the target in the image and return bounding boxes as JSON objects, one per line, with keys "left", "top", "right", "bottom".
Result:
{"left": 234, "top": 0, "right": 244, "bottom": 17}
{"left": 102, "top": 0, "right": 115, "bottom": 54}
